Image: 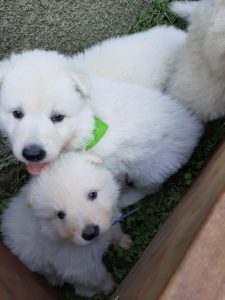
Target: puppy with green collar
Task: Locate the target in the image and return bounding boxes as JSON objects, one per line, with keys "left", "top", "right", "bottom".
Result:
{"left": 0, "top": 50, "right": 203, "bottom": 206}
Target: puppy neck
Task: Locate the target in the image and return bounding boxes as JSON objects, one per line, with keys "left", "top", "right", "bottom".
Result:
{"left": 66, "top": 103, "right": 95, "bottom": 151}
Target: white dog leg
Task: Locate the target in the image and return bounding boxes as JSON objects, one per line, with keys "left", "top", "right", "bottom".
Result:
{"left": 170, "top": 1, "right": 198, "bottom": 21}
{"left": 42, "top": 264, "right": 64, "bottom": 286}
{"left": 101, "top": 272, "right": 116, "bottom": 294}
{"left": 118, "top": 233, "right": 133, "bottom": 250}
{"left": 74, "top": 267, "right": 115, "bottom": 296}
{"left": 111, "top": 225, "right": 132, "bottom": 250}
{"left": 45, "top": 272, "right": 63, "bottom": 286}
{"left": 120, "top": 187, "right": 146, "bottom": 207}
{"left": 75, "top": 284, "right": 98, "bottom": 297}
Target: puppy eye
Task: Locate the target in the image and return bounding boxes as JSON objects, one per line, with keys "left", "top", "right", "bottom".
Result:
{"left": 56, "top": 210, "right": 66, "bottom": 219}
{"left": 88, "top": 191, "right": 98, "bottom": 201}
{"left": 50, "top": 114, "right": 65, "bottom": 123}
{"left": 12, "top": 110, "right": 24, "bottom": 119}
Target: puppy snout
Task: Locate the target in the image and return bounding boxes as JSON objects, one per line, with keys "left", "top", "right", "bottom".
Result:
{"left": 22, "top": 144, "right": 46, "bottom": 162}
{"left": 82, "top": 224, "right": 100, "bottom": 241}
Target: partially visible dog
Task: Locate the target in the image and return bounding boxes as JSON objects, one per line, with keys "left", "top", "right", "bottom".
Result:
{"left": 168, "top": 0, "right": 225, "bottom": 121}
{"left": 1, "top": 152, "right": 132, "bottom": 297}
{"left": 0, "top": 50, "right": 203, "bottom": 205}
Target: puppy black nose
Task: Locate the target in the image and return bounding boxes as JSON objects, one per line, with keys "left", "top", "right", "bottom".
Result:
{"left": 82, "top": 225, "right": 100, "bottom": 241}
{"left": 22, "top": 145, "right": 46, "bottom": 162}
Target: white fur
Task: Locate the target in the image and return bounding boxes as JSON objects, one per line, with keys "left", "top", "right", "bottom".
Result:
{"left": 74, "top": 25, "right": 187, "bottom": 90}
{"left": 170, "top": 1, "right": 198, "bottom": 22}
{"left": 0, "top": 49, "right": 203, "bottom": 205}
{"left": 1, "top": 152, "right": 131, "bottom": 297}
{"left": 167, "top": 0, "right": 225, "bottom": 121}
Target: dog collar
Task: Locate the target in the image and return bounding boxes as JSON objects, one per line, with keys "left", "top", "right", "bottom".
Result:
{"left": 85, "top": 116, "right": 108, "bottom": 150}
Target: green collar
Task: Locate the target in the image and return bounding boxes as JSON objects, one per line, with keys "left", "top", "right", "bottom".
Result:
{"left": 85, "top": 116, "right": 108, "bottom": 150}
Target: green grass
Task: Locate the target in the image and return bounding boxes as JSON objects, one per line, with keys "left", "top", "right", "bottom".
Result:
{"left": 0, "top": 1, "right": 224, "bottom": 300}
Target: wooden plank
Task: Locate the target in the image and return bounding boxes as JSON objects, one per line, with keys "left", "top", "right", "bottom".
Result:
{"left": 160, "top": 190, "right": 225, "bottom": 300}
{"left": 0, "top": 242, "right": 60, "bottom": 300}
{"left": 111, "top": 140, "right": 225, "bottom": 300}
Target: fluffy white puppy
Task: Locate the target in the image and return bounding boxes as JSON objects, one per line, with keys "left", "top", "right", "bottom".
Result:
{"left": 1, "top": 152, "right": 131, "bottom": 297}
{"left": 168, "top": 0, "right": 225, "bottom": 121}
{"left": 0, "top": 50, "right": 203, "bottom": 205}
{"left": 74, "top": 25, "right": 187, "bottom": 90}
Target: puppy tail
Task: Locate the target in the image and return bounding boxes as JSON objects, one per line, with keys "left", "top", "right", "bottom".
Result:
{"left": 170, "top": 1, "right": 199, "bottom": 22}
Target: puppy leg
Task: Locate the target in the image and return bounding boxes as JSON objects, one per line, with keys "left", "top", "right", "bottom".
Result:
{"left": 75, "top": 284, "right": 98, "bottom": 297}
{"left": 118, "top": 233, "right": 133, "bottom": 250}
{"left": 41, "top": 263, "right": 64, "bottom": 286}
{"left": 170, "top": 1, "right": 198, "bottom": 21}
{"left": 111, "top": 224, "right": 132, "bottom": 249}
{"left": 75, "top": 268, "right": 115, "bottom": 296}
{"left": 45, "top": 272, "right": 63, "bottom": 286}
{"left": 120, "top": 187, "right": 146, "bottom": 207}
{"left": 101, "top": 271, "right": 116, "bottom": 294}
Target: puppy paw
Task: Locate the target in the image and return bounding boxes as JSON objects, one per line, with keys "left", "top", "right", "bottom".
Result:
{"left": 119, "top": 233, "right": 133, "bottom": 250}
{"left": 74, "top": 273, "right": 115, "bottom": 297}
{"left": 75, "top": 284, "right": 98, "bottom": 297}
{"left": 46, "top": 274, "right": 63, "bottom": 286}
{"left": 102, "top": 274, "right": 116, "bottom": 294}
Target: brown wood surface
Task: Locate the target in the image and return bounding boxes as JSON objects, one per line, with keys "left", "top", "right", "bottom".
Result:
{"left": 111, "top": 140, "right": 225, "bottom": 300}
{"left": 0, "top": 242, "right": 60, "bottom": 300}
{"left": 160, "top": 190, "right": 225, "bottom": 300}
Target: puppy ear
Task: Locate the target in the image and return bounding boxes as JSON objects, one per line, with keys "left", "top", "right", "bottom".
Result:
{"left": 70, "top": 70, "right": 90, "bottom": 98}
{"left": 82, "top": 152, "right": 103, "bottom": 166}
{"left": 0, "top": 59, "right": 12, "bottom": 84}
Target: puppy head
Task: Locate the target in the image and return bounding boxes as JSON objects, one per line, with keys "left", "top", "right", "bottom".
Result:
{"left": 24, "top": 152, "right": 120, "bottom": 246}
{"left": 0, "top": 49, "right": 93, "bottom": 175}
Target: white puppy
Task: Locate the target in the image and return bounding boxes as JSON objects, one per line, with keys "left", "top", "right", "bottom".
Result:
{"left": 1, "top": 152, "right": 131, "bottom": 297}
{"left": 74, "top": 25, "right": 187, "bottom": 90}
{"left": 0, "top": 50, "right": 203, "bottom": 205}
{"left": 168, "top": 0, "right": 225, "bottom": 121}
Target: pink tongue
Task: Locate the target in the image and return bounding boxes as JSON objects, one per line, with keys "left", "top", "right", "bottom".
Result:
{"left": 27, "top": 163, "right": 50, "bottom": 175}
